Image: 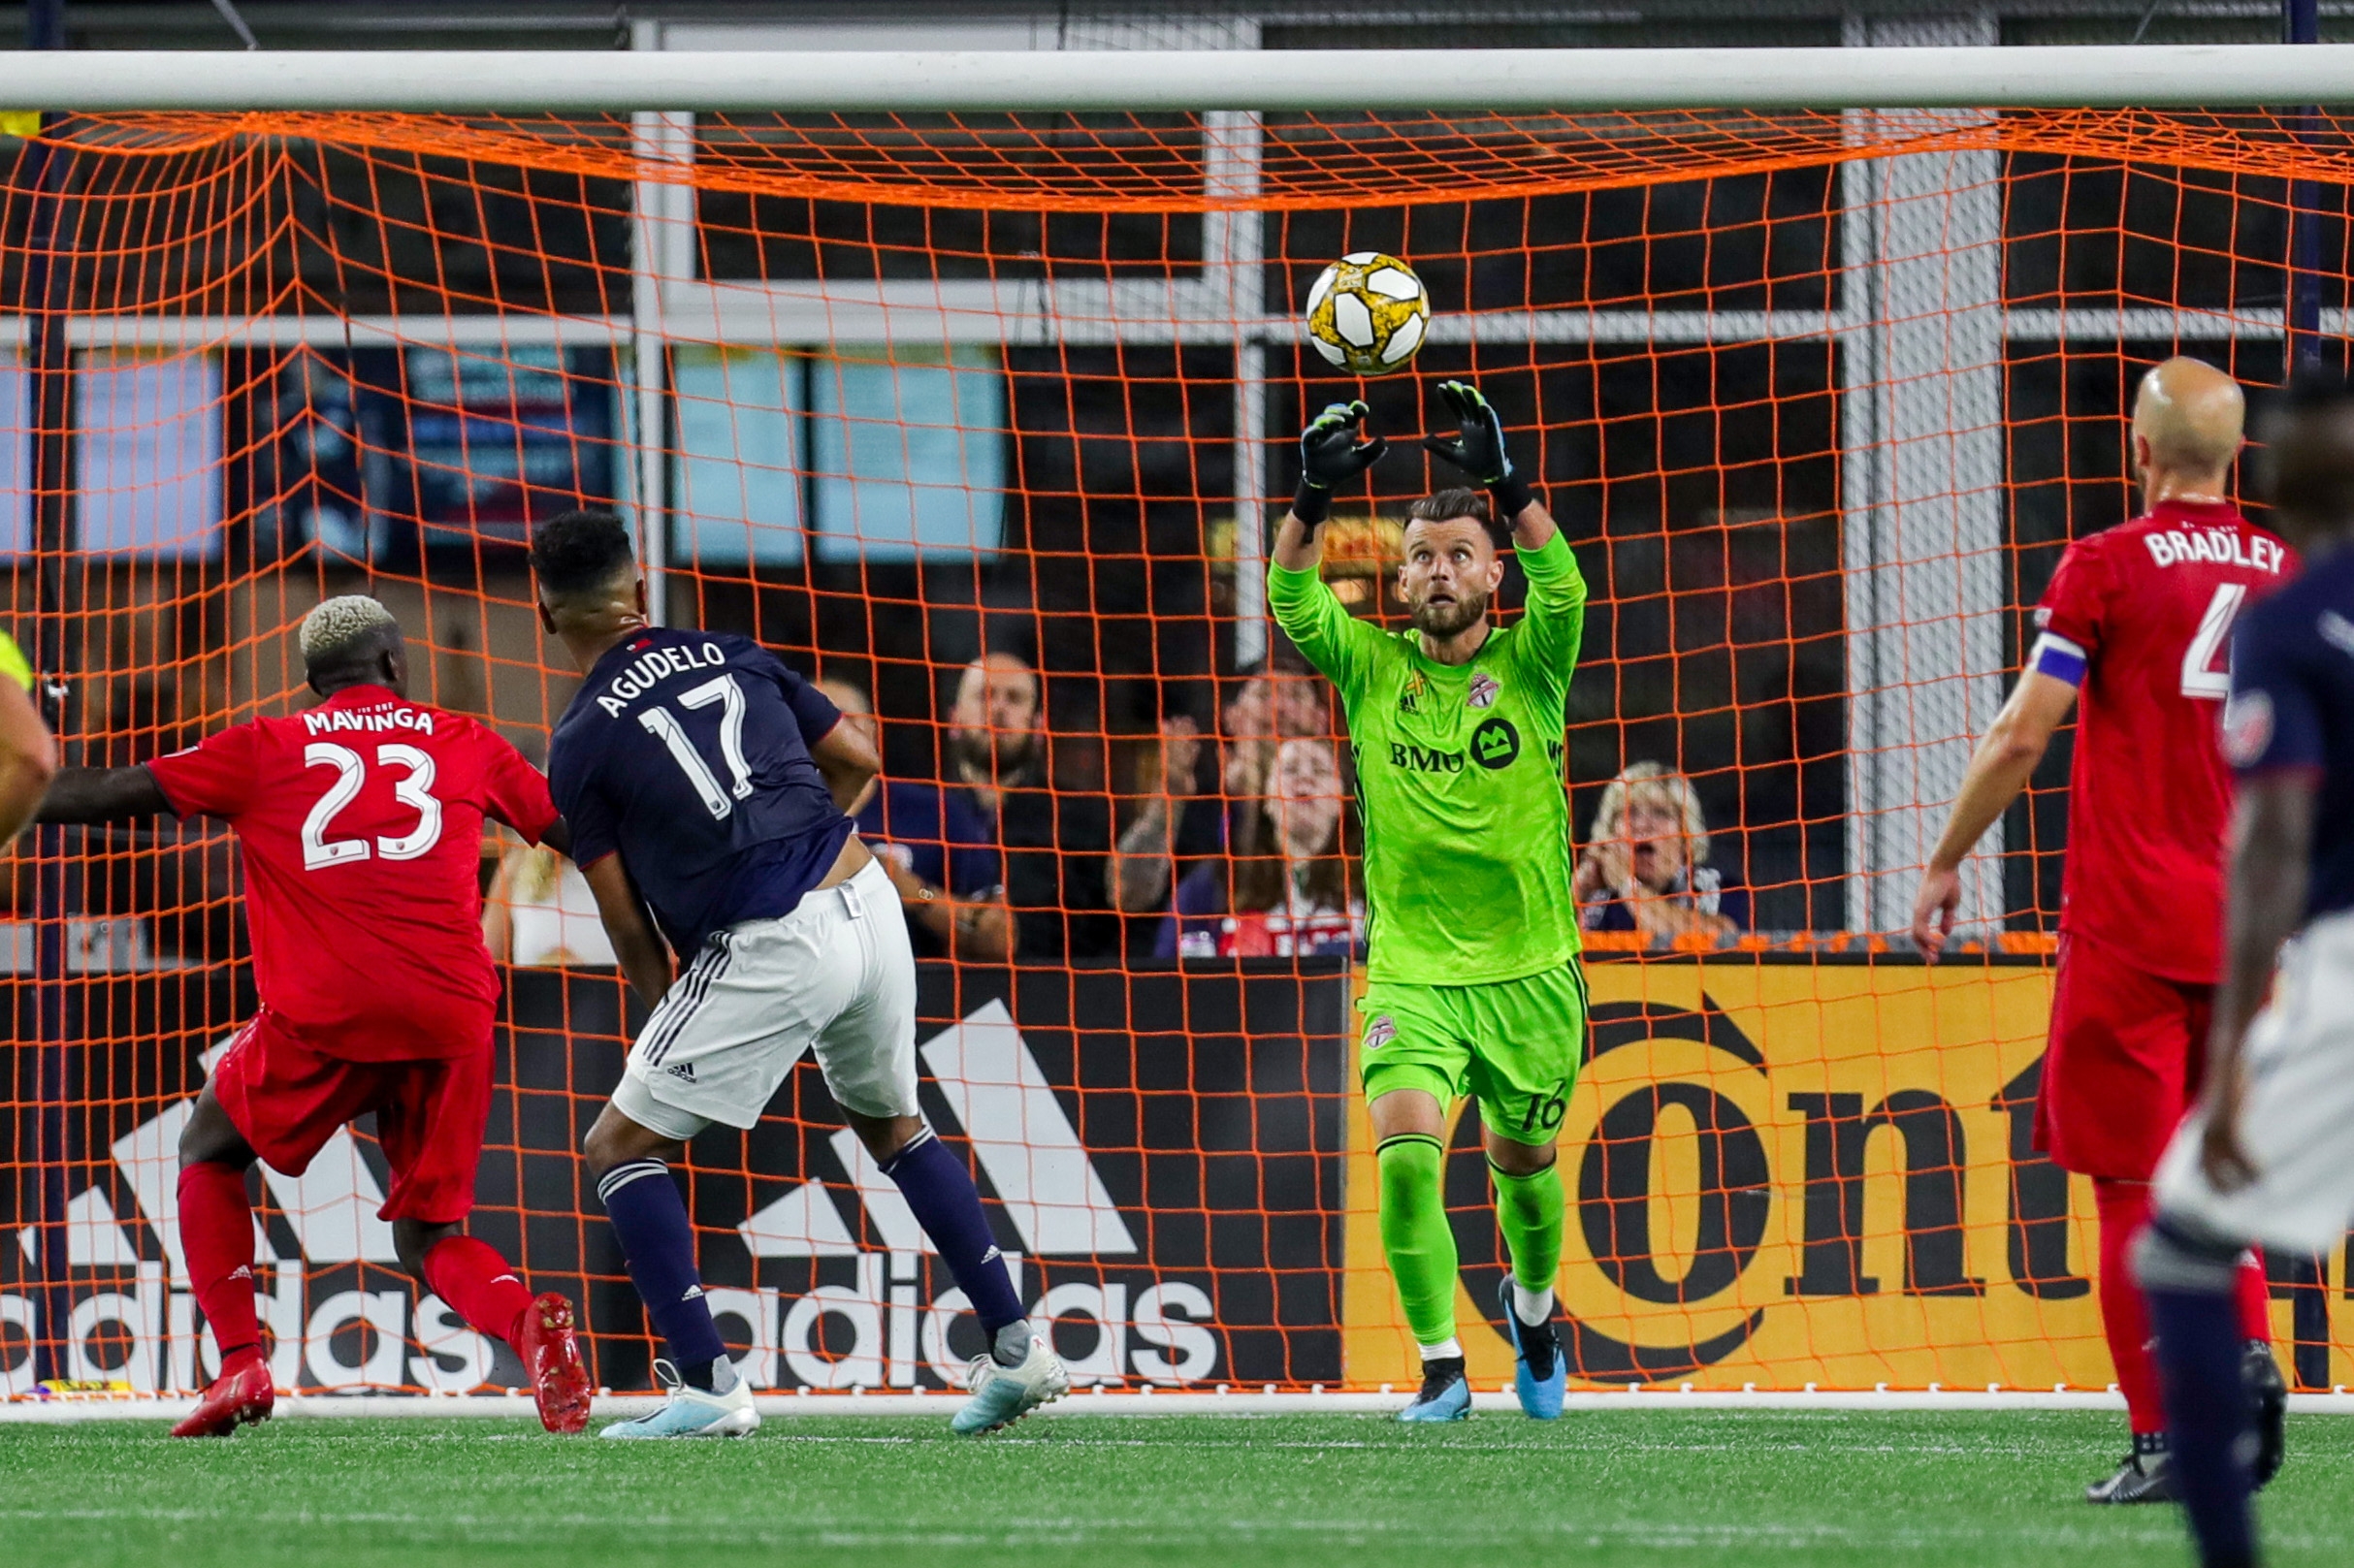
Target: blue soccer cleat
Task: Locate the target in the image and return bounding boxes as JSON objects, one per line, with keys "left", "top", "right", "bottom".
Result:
{"left": 1398, "top": 1357, "right": 1471, "bottom": 1423}
{"left": 597, "top": 1360, "right": 760, "bottom": 1440}
{"left": 951, "top": 1333, "right": 1069, "bottom": 1435}
{"left": 1498, "top": 1280, "right": 1566, "bottom": 1420}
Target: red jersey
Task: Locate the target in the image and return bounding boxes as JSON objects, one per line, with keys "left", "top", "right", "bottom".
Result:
{"left": 2033, "top": 498, "right": 2294, "bottom": 983}
{"left": 150, "top": 684, "right": 558, "bottom": 1061}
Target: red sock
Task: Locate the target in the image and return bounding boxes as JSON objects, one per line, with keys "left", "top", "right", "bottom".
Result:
{"left": 421, "top": 1234, "right": 535, "bottom": 1351}
{"left": 177, "top": 1161, "right": 264, "bottom": 1370}
{"left": 2093, "top": 1176, "right": 2166, "bottom": 1435}
{"left": 2235, "top": 1251, "right": 2273, "bottom": 1343}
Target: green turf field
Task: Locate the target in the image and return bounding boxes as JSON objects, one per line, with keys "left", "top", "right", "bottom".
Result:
{"left": 0, "top": 1410, "right": 2344, "bottom": 1566}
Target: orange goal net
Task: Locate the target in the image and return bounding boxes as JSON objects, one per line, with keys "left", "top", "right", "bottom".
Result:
{"left": 2, "top": 101, "right": 2348, "bottom": 1399}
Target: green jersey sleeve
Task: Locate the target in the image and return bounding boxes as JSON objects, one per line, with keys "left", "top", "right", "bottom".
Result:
{"left": 1268, "top": 558, "right": 1383, "bottom": 692}
{"left": 1507, "top": 530, "right": 1588, "bottom": 700}
{"left": 0, "top": 630, "right": 31, "bottom": 693}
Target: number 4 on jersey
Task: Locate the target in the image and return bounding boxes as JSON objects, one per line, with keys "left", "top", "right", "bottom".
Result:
{"left": 2181, "top": 582, "right": 2248, "bottom": 699}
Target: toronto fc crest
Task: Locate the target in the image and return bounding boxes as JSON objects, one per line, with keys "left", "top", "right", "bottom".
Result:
{"left": 1466, "top": 671, "right": 1499, "bottom": 710}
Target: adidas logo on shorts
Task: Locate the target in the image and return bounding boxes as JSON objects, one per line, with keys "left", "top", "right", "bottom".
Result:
{"left": 664, "top": 1061, "right": 696, "bottom": 1083}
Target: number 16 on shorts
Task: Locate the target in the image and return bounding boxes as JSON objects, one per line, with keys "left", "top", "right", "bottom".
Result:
{"left": 1355, "top": 963, "right": 1589, "bottom": 1146}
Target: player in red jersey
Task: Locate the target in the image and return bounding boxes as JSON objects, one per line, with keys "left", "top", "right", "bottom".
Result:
{"left": 35, "top": 596, "right": 591, "bottom": 1438}
{"left": 1912, "top": 358, "right": 2289, "bottom": 1503}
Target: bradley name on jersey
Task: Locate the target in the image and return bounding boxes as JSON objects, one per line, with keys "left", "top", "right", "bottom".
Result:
{"left": 2144, "top": 526, "right": 2290, "bottom": 574}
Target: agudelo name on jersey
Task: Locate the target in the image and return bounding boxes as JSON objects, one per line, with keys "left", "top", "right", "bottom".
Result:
{"left": 594, "top": 639, "right": 729, "bottom": 717}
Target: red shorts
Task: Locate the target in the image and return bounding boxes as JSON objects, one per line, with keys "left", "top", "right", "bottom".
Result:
{"left": 2037, "top": 933, "right": 2213, "bottom": 1181}
{"left": 210, "top": 1009, "right": 494, "bottom": 1226}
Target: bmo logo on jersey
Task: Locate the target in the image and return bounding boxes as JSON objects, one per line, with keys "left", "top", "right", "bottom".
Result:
{"left": 1470, "top": 717, "right": 1521, "bottom": 770}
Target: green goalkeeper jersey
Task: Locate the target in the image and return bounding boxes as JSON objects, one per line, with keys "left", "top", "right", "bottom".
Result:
{"left": 1268, "top": 531, "right": 1588, "bottom": 987}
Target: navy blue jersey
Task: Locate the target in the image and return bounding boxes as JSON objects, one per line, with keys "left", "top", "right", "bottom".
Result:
{"left": 2222, "top": 547, "right": 2354, "bottom": 925}
{"left": 548, "top": 628, "right": 853, "bottom": 954}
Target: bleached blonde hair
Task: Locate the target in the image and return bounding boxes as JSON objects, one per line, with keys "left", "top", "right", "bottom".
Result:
{"left": 299, "top": 595, "right": 401, "bottom": 669}
{"left": 1589, "top": 760, "right": 1711, "bottom": 867}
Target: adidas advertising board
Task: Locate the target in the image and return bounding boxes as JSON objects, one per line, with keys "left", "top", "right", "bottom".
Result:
{"left": 0, "top": 961, "right": 1351, "bottom": 1393}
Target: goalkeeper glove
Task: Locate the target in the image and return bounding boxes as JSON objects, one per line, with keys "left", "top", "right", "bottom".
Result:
{"left": 1422, "top": 379, "right": 1532, "bottom": 522}
{"left": 1292, "top": 400, "right": 1388, "bottom": 528}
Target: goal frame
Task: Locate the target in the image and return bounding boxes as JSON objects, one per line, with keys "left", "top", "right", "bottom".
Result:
{"left": 3, "top": 45, "right": 2354, "bottom": 113}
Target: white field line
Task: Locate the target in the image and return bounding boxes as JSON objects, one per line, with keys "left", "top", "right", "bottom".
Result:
{"left": 6, "top": 1387, "right": 2354, "bottom": 1423}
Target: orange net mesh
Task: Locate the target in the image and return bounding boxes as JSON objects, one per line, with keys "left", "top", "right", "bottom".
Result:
{"left": 1, "top": 107, "right": 2346, "bottom": 1400}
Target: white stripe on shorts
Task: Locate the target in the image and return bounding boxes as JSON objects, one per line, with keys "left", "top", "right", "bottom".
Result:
{"left": 643, "top": 930, "right": 733, "bottom": 1067}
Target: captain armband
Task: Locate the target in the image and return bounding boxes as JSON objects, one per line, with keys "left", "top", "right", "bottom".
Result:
{"left": 2027, "top": 632, "right": 2087, "bottom": 688}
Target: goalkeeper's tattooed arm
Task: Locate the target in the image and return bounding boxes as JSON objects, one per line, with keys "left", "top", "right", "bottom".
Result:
{"left": 1423, "top": 379, "right": 1558, "bottom": 552}
{"left": 1273, "top": 400, "right": 1389, "bottom": 573}
{"left": 34, "top": 763, "right": 171, "bottom": 826}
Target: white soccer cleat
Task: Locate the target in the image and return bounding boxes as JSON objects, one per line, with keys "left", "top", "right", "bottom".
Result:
{"left": 597, "top": 1360, "right": 761, "bottom": 1440}
{"left": 951, "top": 1333, "right": 1069, "bottom": 1435}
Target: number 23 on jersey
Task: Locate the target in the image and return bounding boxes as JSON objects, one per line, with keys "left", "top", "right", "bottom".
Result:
{"left": 302, "top": 741, "right": 444, "bottom": 869}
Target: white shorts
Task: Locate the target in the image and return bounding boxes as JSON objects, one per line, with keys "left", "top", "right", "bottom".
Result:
{"left": 2154, "top": 908, "right": 2354, "bottom": 1254}
{"left": 613, "top": 857, "right": 919, "bottom": 1139}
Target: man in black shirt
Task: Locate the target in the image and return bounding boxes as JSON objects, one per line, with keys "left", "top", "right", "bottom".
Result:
{"left": 944, "top": 652, "right": 1118, "bottom": 962}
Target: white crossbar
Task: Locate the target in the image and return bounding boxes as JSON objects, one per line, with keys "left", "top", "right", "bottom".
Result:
{"left": 1, "top": 47, "right": 2353, "bottom": 114}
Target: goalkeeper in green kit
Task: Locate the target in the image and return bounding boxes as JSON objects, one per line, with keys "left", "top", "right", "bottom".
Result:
{"left": 1270, "top": 382, "right": 1587, "bottom": 1424}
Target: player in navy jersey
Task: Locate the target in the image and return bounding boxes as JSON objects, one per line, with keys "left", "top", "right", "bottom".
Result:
{"left": 2136, "top": 378, "right": 2354, "bottom": 1568}
{"left": 531, "top": 510, "right": 1067, "bottom": 1438}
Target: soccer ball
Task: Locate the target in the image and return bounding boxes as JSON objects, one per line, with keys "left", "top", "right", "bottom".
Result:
{"left": 1304, "top": 252, "right": 1431, "bottom": 375}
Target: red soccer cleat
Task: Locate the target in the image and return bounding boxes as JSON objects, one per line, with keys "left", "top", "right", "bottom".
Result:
{"left": 518, "top": 1292, "right": 593, "bottom": 1435}
{"left": 170, "top": 1358, "right": 274, "bottom": 1438}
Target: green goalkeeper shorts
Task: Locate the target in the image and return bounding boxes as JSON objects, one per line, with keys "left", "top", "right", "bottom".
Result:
{"left": 1357, "top": 960, "right": 1590, "bottom": 1146}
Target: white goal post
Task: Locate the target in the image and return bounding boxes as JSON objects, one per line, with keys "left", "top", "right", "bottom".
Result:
{"left": 1, "top": 45, "right": 2353, "bottom": 113}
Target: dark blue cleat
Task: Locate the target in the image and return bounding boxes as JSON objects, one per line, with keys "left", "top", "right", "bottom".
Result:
{"left": 1398, "top": 1357, "right": 1471, "bottom": 1423}
{"left": 1498, "top": 1280, "right": 1566, "bottom": 1420}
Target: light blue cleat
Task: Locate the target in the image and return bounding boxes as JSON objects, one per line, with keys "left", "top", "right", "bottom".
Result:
{"left": 1398, "top": 1358, "right": 1471, "bottom": 1423}
{"left": 951, "top": 1333, "right": 1069, "bottom": 1435}
{"left": 1498, "top": 1280, "right": 1566, "bottom": 1420}
{"left": 598, "top": 1360, "right": 761, "bottom": 1439}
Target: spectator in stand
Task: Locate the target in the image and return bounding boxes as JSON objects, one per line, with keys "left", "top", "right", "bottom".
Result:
{"left": 1157, "top": 737, "right": 1364, "bottom": 960}
{"left": 1109, "top": 653, "right": 1332, "bottom": 933}
{"left": 1575, "top": 762, "right": 1748, "bottom": 941}
{"left": 483, "top": 833, "right": 617, "bottom": 969}
{"left": 818, "top": 676, "right": 1016, "bottom": 964}
{"left": 1220, "top": 652, "right": 1333, "bottom": 788}
{"left": 947, "top": 651, "right": 1118, "bottom": 961}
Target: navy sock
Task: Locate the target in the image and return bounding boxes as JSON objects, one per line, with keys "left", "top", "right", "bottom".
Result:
{"left": 2143, "top": 1223, "right": 2259, "bottom": 1568}
{"left": 597, "top": 1159, "right": 729, "bottom": 1391}
{"left": 879, "top": 1129, "right": 1027, "bottom": 1346}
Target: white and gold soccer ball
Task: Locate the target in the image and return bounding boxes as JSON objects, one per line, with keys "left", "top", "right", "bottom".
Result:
{"left": 1303, "top": 252, "right": 1431, "bottom": 375}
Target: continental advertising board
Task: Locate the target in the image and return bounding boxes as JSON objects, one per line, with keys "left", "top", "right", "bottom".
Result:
{"left": 1342, "top": 956, "right": 2348, "bottom": 1392}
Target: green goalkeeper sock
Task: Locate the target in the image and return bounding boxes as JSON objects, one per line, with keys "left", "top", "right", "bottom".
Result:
{"left": 1491, "top": 1158, "right": 1564, "bottom": 1300}
{"left": 1376, "top": 1133, "right": 1459, "bottom": 1347}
